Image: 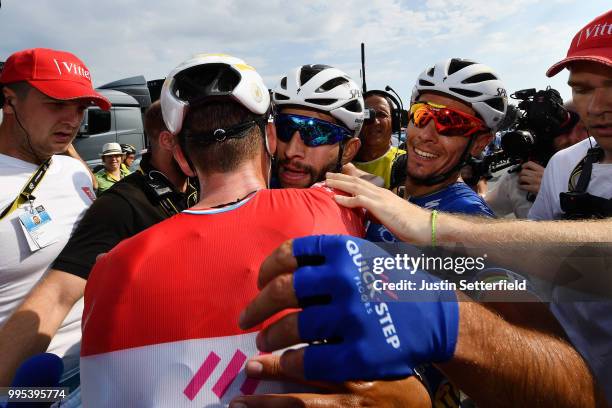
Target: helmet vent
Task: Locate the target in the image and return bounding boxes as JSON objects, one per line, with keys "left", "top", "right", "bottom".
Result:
{"left": 274, "top": 92, "right": 290, "bottom": 101}
{"left": 462, "top": 73, "right": 497, "bottom": 84}
{"left": 280, "top": 77, "right": 287, "bottom": 90}
{"left": 449, "top": 87, "right": 482, "bottom": 98}
{"left": 448, "top": 59, "right": 476, "bottom": 76}
{"left": 483, "top": 97, "right": 505, "bottom": 112}
{"left": 427, "top": 67, "right": 435, "bottom": 77}
{"left": 419, "top": 79, "right": 435, "bottom": 87}
{"left": 305, "top": 98, "right": 337, "bottom": 106}
{"left": 316, "top": 77, "right": 349, "bottom": 93}
{"left": 174, "top": 64, "right": 240, "bottom": 100}
{"left": 300, "top": 64, "right": 332, "bottom": 86}
{"left": 343, "top": 100, "right": 363, "bottom": 113}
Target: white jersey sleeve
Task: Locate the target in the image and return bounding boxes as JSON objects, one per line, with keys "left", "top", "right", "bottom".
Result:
{"left": 528, "top": 158, "right": 558, "bottom": 220}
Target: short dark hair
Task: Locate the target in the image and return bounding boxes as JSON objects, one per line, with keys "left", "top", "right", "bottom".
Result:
{"left": 180, "top": 101, "right": 263, "bottom": 174}
{"left": 3, "top": 81, "right": 32, "bottom": 102}
{"left": 144, "top": 101, "right": 166, "bottom": 146}
{"left": 365, "top": 92, "right": 393, "bottom": 113}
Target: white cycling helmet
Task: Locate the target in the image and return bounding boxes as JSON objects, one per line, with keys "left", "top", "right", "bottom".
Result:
{"left": 411, "top": 58, "right": 507, "bottom": 131}
{"left": 272, "top": 64, "right": 364, "bottom": 136}
{"left": 161, "top": 53, "right": 270, "bottom": 135}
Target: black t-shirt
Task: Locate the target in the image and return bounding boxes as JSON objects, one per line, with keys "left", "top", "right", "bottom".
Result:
{"left": 53, "top": 156, "right": 197, "bottom": 279}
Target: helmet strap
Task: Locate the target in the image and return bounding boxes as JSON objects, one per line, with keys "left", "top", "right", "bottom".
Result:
{"left": 335, "top": 141, "right": 346, "bottom": 173}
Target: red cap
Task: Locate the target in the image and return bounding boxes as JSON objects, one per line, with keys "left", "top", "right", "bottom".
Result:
{"left": 547, "top": 10, "right": 612, "bottom": 77}
{"left": 0, "top": 48, "right": 111, "bottom": 110}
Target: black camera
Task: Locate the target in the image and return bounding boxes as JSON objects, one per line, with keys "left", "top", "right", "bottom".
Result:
{"left": 467, "top": 87, "right": 578, "bottom": 181}
{"left": 501, "top": 87, "right": 577, "bottom": 163}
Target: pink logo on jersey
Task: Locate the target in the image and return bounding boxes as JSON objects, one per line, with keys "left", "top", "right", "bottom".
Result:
{"left": 184, "top": 350, "right": 264, "bottom": 401}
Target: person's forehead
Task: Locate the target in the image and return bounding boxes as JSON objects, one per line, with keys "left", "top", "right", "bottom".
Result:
{"left": 365, "top": 94, "right": 391, "bottom": 111}
{"left": 568, "top": 61, "right": 612, "bottom": 81}
{"left": 34, "top": 90, "right": 91, "bottom": 108}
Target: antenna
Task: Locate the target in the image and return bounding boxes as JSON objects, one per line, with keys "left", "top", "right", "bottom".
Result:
{"left": 361, "top": 43, "right": 367, "bottom": 93}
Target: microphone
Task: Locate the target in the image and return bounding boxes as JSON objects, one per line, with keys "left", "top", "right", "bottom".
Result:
{"left": 385, "top": 85, "right": 404, "bottom": 112}
{"left": 6, "top": 353, "right": 64, "bottom": 408}
{"left": 385, "top": 85, "right": 405, "bottom": 143}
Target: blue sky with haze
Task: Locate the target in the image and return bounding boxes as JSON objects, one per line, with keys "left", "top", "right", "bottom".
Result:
{"left": 1, "top": 1, "right": 610, "bottom": 104}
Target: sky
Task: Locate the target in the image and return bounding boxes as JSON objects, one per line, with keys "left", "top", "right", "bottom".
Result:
{"left": 0, "top": 1, "right": 610, "bottom": 105}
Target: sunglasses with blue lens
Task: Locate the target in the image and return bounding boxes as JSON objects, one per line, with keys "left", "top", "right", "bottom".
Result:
{"left": 274, "top": 113, "right": 352, "bottom": 147}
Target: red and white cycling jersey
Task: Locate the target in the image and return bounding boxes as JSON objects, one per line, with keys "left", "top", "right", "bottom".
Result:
{"left": 81, "top": 186, "right": 364, "bottom": 407}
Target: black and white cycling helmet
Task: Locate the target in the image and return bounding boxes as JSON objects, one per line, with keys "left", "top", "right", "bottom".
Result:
{"left": 120, "top": 143, "right": 136, "bottom": 155}
{"left": 411, "top": 58, "right": 507, "bottom": 131}
{"left": 272, "top": 64, "right": 364, "bottom": 136}
{"left": 161, "top": 53, "right": 270, "bottom": 135}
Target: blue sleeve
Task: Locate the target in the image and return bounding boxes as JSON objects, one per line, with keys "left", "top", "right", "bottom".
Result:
{"left": 445, "top": 196, "right": 496, "bottom": 218}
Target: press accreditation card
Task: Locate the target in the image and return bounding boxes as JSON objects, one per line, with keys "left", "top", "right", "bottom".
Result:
{"left": 18, "top": 205, "right": 59, "bottom": 251}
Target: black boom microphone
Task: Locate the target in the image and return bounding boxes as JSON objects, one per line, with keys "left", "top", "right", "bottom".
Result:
{"left": 385, "top": 85, "right": 404, "bottom": 113}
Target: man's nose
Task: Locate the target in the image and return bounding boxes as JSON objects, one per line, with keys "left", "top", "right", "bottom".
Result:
{"left": 587, "top": 87, "right": 612, "bottom": 117}
{"left": 283, "top": 131, "right": 306, "bottom": 158}
{"left": 62, "top": 106, "right": 84, "bottom": 127}
{"left": 413, "top": 120, "right": 439, "bottom": 144}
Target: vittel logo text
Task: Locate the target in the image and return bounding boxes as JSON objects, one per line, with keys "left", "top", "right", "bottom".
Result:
{"left": 576, "top": 20, "right": 612, "bottom": 46}
{"left": 53, "top": 59, "right": 91, "bottom": 81}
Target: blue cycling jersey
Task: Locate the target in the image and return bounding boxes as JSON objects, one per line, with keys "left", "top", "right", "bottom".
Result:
{"left": 410, "top": 182, "right": 494, "bottom": 216}
{"left": 365, "top": 181, "right": 495, "bottom": 406}
{"left": 367, "top": 182, "right": 495, "bottom": 243}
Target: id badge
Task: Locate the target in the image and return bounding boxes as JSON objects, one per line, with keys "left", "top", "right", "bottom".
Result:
{"left": 18, "top": 204, "right": 59, "bottom": 251}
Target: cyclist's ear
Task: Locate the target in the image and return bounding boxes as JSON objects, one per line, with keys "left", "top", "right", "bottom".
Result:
{"left": 341, "top": 137, "right": 361, "bottom": 165}
{"left": 264, "top": 121, "right": 277, "bottom": 156}
{"left": 470, "top": 132, "right": 493, "bottom": 157}
{"left": 172, "top": 144, "right": 196, "bottom": 178}
{"left": 158, "top": 130, "right": 177, "bottom": 152}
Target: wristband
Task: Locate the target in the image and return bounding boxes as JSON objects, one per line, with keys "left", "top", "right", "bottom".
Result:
{"left": 431, "top": 210, "right": 438, "bottom": 247}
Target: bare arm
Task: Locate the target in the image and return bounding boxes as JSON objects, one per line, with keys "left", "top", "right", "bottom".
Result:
{"left": 438, "top": 214, "right": 612, "bottom": 244}
{"left": 438, "top": 296, "right": 606, "bottom": 408}
{"left": 240, "top": 241, "right": 607, "bottom": 408}
{"left": 326, "top": 172, "right": 612, "bottom": 245}
{"left": 0, "top": 269, "right": 85, "bottom": 386}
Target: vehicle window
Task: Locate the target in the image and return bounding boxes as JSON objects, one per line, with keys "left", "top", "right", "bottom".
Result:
{"left": 84, "top": 108, "right": 112, "bottom": 135}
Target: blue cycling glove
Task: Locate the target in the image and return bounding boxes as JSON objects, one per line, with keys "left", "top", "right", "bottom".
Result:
{"left": 292, "top": 235, "right": 459, "bottom": 382}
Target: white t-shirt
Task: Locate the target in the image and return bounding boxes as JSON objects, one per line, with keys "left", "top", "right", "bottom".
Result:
{"left": 0, "top": 153, "right": 94, "bottom": 373}
{"left": 528, "top": 137, "right": 612, "bottom": 220}
{"left": 526, "top": 137, "right": 612, "bottom": 402}
{"left": 486, "top": 171, "right": 533, "bottom": 219}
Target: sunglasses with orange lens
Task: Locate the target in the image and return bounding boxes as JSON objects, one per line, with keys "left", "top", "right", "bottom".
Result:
{"left": 410, "top": 101, "right": 488, "bottom": 137}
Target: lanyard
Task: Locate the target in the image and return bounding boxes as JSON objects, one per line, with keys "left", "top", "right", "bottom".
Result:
{"left": 0, "top": 158, "right": 52, "bottom": 221}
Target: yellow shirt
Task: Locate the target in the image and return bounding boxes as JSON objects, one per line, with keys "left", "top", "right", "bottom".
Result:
{"left": 95, "top": 166, "right": 131, "bottom": 196}
{"left": 353, "top": 146, "right": 406, "bottom": 189}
